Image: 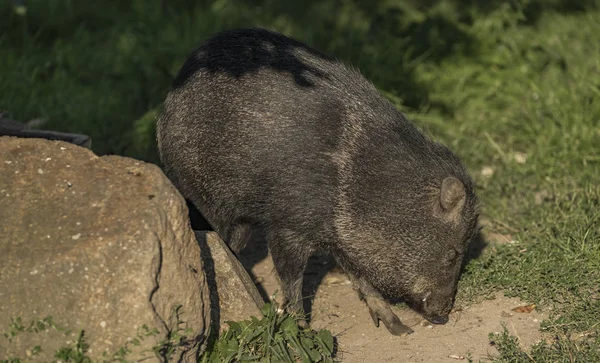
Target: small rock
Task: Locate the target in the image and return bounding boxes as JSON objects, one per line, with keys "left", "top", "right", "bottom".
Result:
{"left": 72, "top": 233, "right": 81, "bottom": 240}
{"left": 511, "top": 152, "right": 528, "bottom": 164}
{"left": 198, "top": 231, "right": 264, "bottom": 330}
{"left": 534, "top": 190, "right": 551, "bottom": 205}
{"left": 481, "top": 166, "right": 494, "bottom": 177}
{"left": 37, "top": 168, "right": 44, "bottom": 174}
{"left": 324, "top": 276, "right": 347, "bottom": 285}
{"left": 126, "top": 166, "right": 143, "bottom": 176}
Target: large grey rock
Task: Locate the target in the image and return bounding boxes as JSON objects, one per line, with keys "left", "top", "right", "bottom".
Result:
{"left": 0, "top": 137, "right": 210, "bottom": 362}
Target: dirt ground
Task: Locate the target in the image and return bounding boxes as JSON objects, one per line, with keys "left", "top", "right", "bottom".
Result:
{"left": 238, "top": 241, "right": 545, "bottom": 363}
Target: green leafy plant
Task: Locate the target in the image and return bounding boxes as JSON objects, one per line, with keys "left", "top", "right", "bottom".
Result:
{"left": 54, "top": 331, "right": 92, "bottom": 363}
{"left": 200, "top": 302, "right": 337, "bottom": 363}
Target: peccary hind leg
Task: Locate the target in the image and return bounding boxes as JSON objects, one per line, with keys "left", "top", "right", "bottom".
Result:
{"left": 267, "top": 229, "right": 312, "bottom": 328}
{"left": 350, "top": 275, "right": 414, "bottom": 336}
{"left": 225, "top": 223, "right": 253, "bottom": 255}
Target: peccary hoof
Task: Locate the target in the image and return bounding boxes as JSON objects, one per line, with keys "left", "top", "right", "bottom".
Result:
{"left": 383, "top": 319, "right": 414, "bottom": 336}
{"left": 368, "top": 308, "right": 413, "bottom": 336}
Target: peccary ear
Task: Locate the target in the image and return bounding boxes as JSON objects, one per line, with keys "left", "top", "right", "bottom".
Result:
{"left": 439, "top": 177, "right": 466, "bottom": 221}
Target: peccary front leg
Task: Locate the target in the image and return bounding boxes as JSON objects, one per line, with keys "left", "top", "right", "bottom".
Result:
{"left": 349, "top": 274, "right": 414, "bottom": 336}
{"left": 267, "top": 230, "right": 312, "bottom": 328}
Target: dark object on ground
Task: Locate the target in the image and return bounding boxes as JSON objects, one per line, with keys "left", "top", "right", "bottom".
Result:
{"left": 157, "top": 28, "right": 480, "bottom": 336}
{"left": 0, "top": 113, "right": 91, "bottom": 149}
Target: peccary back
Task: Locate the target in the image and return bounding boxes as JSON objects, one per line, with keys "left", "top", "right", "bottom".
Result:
{"left": 157, "top": 28, "right": 479, "bottom": 334}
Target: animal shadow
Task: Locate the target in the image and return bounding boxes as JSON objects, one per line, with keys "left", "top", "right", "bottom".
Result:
{"left": 461, "top": 227, "right": 488, "bottom": 273}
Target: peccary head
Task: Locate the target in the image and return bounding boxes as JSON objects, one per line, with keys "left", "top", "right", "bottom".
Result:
{"left": 407, "top": 176, "right": 479, "bottom": 324}
{"left": 339, "top": 135, "right": 480, "bottom": 325}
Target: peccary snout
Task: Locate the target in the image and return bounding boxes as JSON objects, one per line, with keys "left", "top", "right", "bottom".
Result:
{"left": 428, "top": 315, "right": 450, "bottom": 325}
{"left": 422, "top": 298, "right": 452, "bottom": 325}
{"left": 417, "top": 286, "right": 457, "bottom": 325}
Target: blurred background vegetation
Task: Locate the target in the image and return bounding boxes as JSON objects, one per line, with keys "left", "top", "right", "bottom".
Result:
{"left": 1, "top": 0, "right": 599, "bottom": 361}
{"left": 1, "top": 0, "right": 597, "bottom": 165}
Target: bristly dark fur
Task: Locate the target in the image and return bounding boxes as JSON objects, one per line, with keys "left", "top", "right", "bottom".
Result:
{"left": 157, "top": 27, "right": 480, "bottom": 335}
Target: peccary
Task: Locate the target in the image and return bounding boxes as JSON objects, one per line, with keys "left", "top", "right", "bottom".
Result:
{"left": 157, "top": 28, "right": 480, "bottom": 336}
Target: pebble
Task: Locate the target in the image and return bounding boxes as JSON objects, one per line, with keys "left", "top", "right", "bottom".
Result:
{"left": 481, "top": 166, "right": 494, "bottom": 177}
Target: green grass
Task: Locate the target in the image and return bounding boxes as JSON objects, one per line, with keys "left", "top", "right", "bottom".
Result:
{"left": 2, "top": 304, "right": 336, "bottom": 363}
{"left": 1, "top": 0, "right": 599, "bottom": 361}
{"left": 1, "top": 315, "right": 167, "bottom": 362}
